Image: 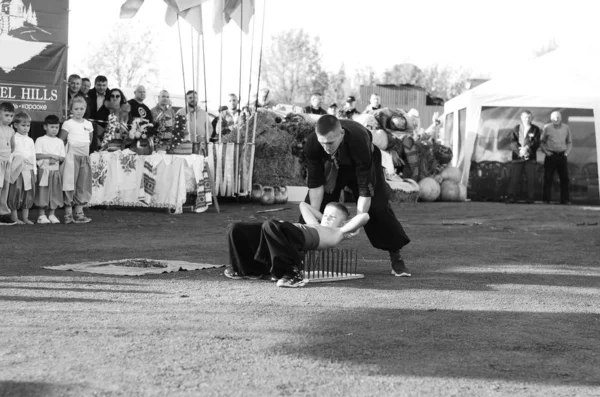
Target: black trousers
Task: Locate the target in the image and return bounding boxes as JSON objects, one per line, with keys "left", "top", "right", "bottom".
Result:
{"left": 543, "top": 153, "right": 569, "bottom": 203}
{"left": 301, "top": 148, "right": 410, "bottom": 252}
{"left": 227, "top": 220, "right": 305, "bottom": 278}
{"left": 507, "top": 160, "right": 536, "bottom": 201}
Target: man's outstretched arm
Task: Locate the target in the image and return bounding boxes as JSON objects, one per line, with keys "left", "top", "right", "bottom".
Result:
{"left": 340, "top": 213, "right": 370, "bottom": 236}
{"left": 299, "top": 202, "right": 322, "bottom": 225}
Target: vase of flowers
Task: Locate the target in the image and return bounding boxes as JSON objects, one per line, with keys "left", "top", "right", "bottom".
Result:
{"left": 101, "top": 114, "right": 124, "bottom": 152}
{"left": 129, "top": 118, "right": 158, "bottom": 155}
{"left": 168, "top": 113, "right": 192, "bottom": 154}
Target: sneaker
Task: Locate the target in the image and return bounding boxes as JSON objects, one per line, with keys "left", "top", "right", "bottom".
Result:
{"left": 0, "top": 214, "right": 17, "bottom": 226}
{"left": 64, "top": 214, "right": 74, "bottom": 224}
{"left": 73, "top": 212, "right": 92, "bottom": 224}
{"left": 276, "top": 273, "right": 307, "bottom": 288}
{"left": 37, "top": 215, "right": 51, "bottom": 224}
{"left": 48, "top": 215, "right": 61, "bottom": 224}
{"left": 223, "top": 266, "right": 245, "bottom": 280}
{"left": 391, "top": 256, "right": 412, "bottom": 277}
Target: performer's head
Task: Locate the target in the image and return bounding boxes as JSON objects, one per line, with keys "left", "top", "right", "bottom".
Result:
{"left": 321, "top": 202, "right": 350, "bottom": 227}
{"left": 315, "top": 115, "right": 344, "bottom": 155}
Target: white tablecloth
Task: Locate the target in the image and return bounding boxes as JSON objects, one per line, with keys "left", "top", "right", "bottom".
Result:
{"left": 89, "top": 151, "right": 212, "bottom": 214}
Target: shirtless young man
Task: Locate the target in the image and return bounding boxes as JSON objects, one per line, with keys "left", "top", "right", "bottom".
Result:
{"left": 225, "top": 202, "right": 370, "bottom": 288}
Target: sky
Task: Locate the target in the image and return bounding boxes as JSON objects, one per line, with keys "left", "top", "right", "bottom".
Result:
{"left": 68, "top": 0, "right": 598, "bottom": 107}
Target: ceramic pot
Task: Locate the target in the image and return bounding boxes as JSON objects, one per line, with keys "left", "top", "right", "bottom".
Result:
{"left": 251, "top": 184, "right": 263, "bottom": 202}
{"left": 273, "top": 186, "right": 282, "bottom": 204}
{"left": 260, "top": 186, "right": 275, "bottom": 206}
{"left": 278, "top": 186, "right": 288, "bottom": 204}
{"left": 135, "top": 139, "right": 154, "bottom": 156}
{"left": 107, "top": 139, "right": 123, "bottom": 152}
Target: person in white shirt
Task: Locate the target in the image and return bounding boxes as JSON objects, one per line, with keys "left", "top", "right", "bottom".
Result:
{"left": 59, "top": 97, "right": 93, "bottom": 224}
{"left": 7, "top": 113, "right": 37, "bottom": 225}
{"left": 35, "top": 115, "right": 66, "bottom": 224}
{"left": 176, "top": 90, "right": 208, "bottom": 145}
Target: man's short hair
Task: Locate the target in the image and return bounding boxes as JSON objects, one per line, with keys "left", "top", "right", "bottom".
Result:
{"left": 82, "top": 77, "right": 90, "bottom": 84}
{"left": 0, "top": 102, "right": 15, "bottom": 113}
{"left": 44, "top": 114, "right": 60, "bottom": 125}
{"left": 94, "top": 75, "right": 108, "bottom": 84}
{"left": 346, "top": 96, "right": 356, "bottom": 103}
{"left": 228, "top": 93, "right": 238, "bottom": 99}
{"left": 186, "top": 90, "right": 198, "bottom": 96}
{"left": 325, "top": 202, "right": 350, "bottom": 219}
{"left": 13, "top": 112, "right": 31, "bottom": 124}
{"left": 68, "top": 74, "right": 81, "bottom": 82}
{"left": 370, "top": 93, "right": 380, "bottom": 98}
{"left": 315, "top": 114, "right": 341, "bottom": 135}
{"left": 521, "top": 110, "right": 533, "bottom": 117}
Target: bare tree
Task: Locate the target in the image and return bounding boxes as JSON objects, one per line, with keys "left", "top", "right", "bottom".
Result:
{"left": 75, "top": 22, "right": 160, "bottom": 88}
{"left": 418, "top": 64, "right": 472, "bottom": 100}
{"left": 380, "top": 63, "right": 422, "bottom": 85}
{"left": 324, "top": 64, "right": 349, "bottom": 106}
{"left": 261, "top": 29, "right": 328, "bottom": 104}
{"left": 352, "top": 65, "right": 378, "bottom": 88}
{"left": 533, "top": 38, "right": 559, "bottom": 58}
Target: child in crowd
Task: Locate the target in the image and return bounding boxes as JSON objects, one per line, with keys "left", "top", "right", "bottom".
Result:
{"left": 35, "top": 115, "right": 65, "bottom": 224}
{"left": 0, "top": 102, "right": 16, "bottom": 225}
{"left": 7, "top": 113, "right": 37, "bottom": 224}
{"left": 59, "top": 97, "right": 93, "bottom": 224}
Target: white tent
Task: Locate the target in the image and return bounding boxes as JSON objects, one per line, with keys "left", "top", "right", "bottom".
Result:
{"left": 443, "top": 46, "right": 600, "bottom": 203}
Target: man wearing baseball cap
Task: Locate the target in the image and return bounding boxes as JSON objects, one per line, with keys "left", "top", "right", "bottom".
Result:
{"left": 301, "top": 114, "right": 412, "bottom": 277}
{"left": 343, "top": 96, "right": 360, "bottom": 119}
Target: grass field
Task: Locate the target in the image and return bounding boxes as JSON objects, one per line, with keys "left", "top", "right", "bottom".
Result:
{"left": 1, "top": 201, "right": 599, "bottom": 397}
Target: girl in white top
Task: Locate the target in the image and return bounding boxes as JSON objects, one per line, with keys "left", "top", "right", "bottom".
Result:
{"left": 7, "top": 113, "right": 37, "bottom": 224}
{"left": 60, "top": 96, "right": 93, "bottom": 224}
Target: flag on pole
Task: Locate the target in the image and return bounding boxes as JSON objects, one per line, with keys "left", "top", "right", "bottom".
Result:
{"left": 229, "top": 0, "right": 254, "bottom": 34}
{"left": 164, "top": 0, "right": 203, "bottom": 34}
{"left": 120, "top": 0, "right": 145, "bottom": 19}
{"left": 213, "top": 0, "right": 246, "bottom": 34}
{"left": 175, "top": 0, "right": 207, "bottom": 11}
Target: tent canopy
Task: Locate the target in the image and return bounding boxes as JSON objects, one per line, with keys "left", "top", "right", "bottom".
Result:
{"left": 443, "top": 46, "right": 600, "bottom": 203}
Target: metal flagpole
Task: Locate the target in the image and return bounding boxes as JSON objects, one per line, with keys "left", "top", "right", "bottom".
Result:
{"left": 247, "top": 0, "right": 267, "bottom": 194}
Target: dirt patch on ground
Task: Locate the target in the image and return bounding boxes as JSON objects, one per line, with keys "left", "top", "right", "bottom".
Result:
{"left": 1, "top": 201, "right": 599, "bottom": 396}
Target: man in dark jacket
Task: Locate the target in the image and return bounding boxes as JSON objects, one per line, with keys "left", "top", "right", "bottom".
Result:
{"left": 87, "top": 75, "right": 110, "bottom": 152}
{"left": 303, "top": 93, "right": 327, "bottom": 115}
{"left": 302, "top": 115, "right": 411, "bottom": 277}
{"left": 506, "top": 110, "right": 542, "bottom": 203}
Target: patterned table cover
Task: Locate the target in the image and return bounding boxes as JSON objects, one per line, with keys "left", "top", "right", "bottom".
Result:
{"left": 89, "top": 151, "right": 212, "bottom": 214}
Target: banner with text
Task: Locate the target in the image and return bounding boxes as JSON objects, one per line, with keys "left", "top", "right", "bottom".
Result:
{"left": 0, "top": 0, "right": 69, "bottom": 121}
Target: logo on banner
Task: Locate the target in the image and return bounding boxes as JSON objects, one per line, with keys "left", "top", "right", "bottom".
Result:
{"left": 0, "top": 0, "right": 51, "bottom": 73}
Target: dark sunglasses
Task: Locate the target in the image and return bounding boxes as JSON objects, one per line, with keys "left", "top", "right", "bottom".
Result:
{"left": 110, "top": 94, "right": 121, "bottom": 98}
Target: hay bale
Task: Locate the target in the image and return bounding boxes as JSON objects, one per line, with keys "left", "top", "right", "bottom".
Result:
{"left": 219, "top": 110, "right": 316, "bottom": 186}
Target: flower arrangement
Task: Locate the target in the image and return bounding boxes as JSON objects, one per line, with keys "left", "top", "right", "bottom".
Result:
{"left": 128, "top": 118, "right": 159, "bottom": 155}
{"left": 129, "top": 118, "right": 157, "bottom": 141}
{"left": 168, "top": 113, "right": 188, "bottom": 153}
{"left": 100, "top": 113, "right": 121, "bottom": 151}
